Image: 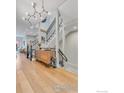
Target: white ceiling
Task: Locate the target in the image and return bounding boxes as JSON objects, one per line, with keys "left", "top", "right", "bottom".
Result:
{"left": 16, "top": 0, "right": 78, "bottom": 36}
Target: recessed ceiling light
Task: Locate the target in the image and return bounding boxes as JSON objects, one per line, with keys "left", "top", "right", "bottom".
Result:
{"left": 73, "top": 26, "right": 77, "bottom": 30}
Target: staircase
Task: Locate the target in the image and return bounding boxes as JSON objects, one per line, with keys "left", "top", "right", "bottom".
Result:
{"left": 39, "top": 16, "right": 68, "bottom": 67}
{"left": 46, "top": 18, "right": 56, "bottom": 48}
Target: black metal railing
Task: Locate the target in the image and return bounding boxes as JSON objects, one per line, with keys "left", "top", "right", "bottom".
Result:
{"left": 58, "top": 49, "right": 68, "bottom": 62}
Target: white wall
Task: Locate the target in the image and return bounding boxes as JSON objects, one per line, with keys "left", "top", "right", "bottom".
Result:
{"left": 60, "top": 31, "right": 78, "bottom": 74}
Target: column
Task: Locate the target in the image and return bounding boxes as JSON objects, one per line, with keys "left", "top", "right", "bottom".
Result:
{"left": 45, "top": 33, "right": 47, "bottom": 48}
{"left": 62, "top": 23, "right": 65, "bottom": 53}
{"left": 56, "top": 8, "right": 59, "bottom": 67}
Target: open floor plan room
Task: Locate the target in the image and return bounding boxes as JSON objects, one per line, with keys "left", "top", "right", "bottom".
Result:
{"left": 16, "top": 0, "right": 78, "bottom": 92}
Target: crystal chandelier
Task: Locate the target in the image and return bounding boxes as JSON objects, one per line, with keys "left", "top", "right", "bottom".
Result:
{"left": 23, "top": 0, "right": 49, "bottom": 27}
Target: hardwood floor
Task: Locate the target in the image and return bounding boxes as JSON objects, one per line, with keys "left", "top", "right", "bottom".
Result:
{"left": 16, "top": 53, "right": 78, "bottom": 93}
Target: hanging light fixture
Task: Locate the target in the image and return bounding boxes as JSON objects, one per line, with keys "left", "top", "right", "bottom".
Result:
{"left": 23, "top": 0, "right": 49, "bottom": 27}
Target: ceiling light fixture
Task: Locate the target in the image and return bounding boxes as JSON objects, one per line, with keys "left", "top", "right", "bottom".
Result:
{"left": 23, "top": 0, "right": 49, "bottom": 27}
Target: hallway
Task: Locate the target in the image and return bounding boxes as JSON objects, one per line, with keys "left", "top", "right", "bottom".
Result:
{"left": 16, "top": 54, "right": 77, "bottom": 93}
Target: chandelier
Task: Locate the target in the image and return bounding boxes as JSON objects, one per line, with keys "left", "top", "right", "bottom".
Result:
{"left": 23, "top": 0, "right": 49, "bottom": 27}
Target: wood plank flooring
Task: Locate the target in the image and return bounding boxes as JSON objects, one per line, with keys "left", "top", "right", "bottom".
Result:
{"left": 16, "top": 53, "right": 78, "bottom": 93}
